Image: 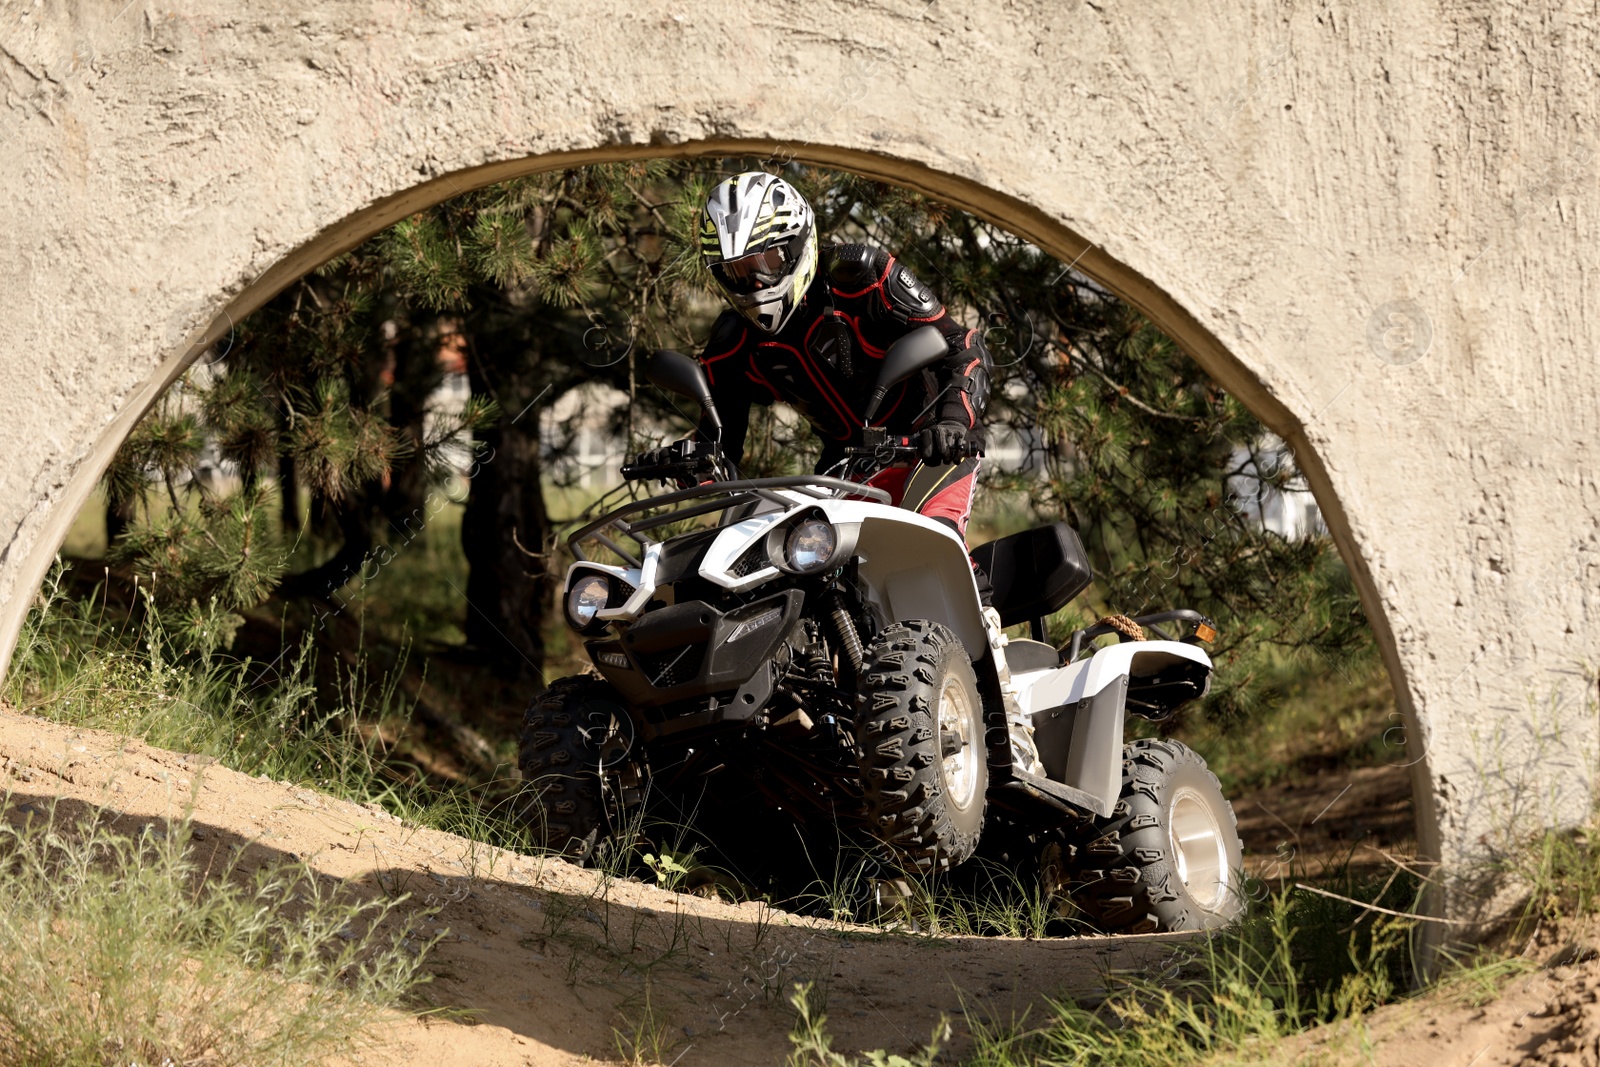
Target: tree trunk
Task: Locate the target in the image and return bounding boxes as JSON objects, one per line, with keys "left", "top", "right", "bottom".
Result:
{"left": 278, "top": 452, "right": 300, "bottom": 534}
{"left": 104, "top": 495, "right": 134, "bottom": 549}
{"left": 379, "top": 314, "right": 443, "bottom": 525}
{"left": 461, "top": 342, "right": 551, "bottom": 681}
{"left": 275, "top": 496, "right": 374, "bottom": 601}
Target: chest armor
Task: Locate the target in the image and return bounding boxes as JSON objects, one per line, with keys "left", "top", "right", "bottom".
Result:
{"left": 751, "top": 305, "right": 878, "bottom": 439}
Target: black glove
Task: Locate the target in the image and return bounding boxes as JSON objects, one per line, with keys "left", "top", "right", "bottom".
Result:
{"left": 918, "top": 422, "right": 972, "bottom": 466}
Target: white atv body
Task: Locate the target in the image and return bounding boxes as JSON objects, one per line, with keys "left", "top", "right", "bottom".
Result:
{"left": 565, "top": 485, "right": 1212, "bottom": 822}
{"left": 518, "top": 334, "right": 1244, "bottom": 933}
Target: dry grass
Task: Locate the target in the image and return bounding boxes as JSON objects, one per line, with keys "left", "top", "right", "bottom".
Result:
{"left": 0, "top": 798, "right": 431, "bottom": 1066}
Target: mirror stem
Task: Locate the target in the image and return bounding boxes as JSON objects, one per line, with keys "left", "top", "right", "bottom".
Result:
{"left": 862, "top": 387, "right": 889, "bottom": 424}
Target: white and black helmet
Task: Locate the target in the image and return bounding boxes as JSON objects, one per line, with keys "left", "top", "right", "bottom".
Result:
{"left": 699, "top": 172, "right": 818, "bottom": 334}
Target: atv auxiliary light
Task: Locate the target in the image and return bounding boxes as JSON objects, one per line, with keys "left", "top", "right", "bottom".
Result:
{"left": 784, "top": 519, "right": 838, "bottom": 574}
{"left": 566, "top": 574, "right": 612, "bottom": 631}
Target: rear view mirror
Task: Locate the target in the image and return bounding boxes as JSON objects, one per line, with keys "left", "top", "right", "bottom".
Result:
{"left": 863, "top": 325, "right": 949, "bottom": 422}
{"left": 647, "top": 349, "right": 722, "bottom": 433}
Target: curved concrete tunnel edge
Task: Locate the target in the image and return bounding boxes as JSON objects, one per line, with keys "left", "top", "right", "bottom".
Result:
{"left": 0, "top": 138, "right": 1439, "bottom": 921}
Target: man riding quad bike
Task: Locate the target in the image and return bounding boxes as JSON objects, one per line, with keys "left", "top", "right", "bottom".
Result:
{"left": 515, "top": 174, "right": 1245, "bottom": 933}
{"left": 636, "top": 171, "right": 994, "bottom": 543}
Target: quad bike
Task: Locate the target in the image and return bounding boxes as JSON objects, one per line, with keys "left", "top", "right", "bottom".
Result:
{"left": 517, "top": 327, "right": 1245, "bottom": 933}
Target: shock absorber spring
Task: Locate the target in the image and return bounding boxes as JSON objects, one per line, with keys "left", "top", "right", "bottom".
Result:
{"left": 798, "top": 620, "right": 836, "bottom": 687}
{"left": 822, "top": 590, "right": 865, "bottom": 682}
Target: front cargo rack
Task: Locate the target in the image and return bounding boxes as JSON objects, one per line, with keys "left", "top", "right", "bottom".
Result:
{"left": 565, "top": 475, "right": 891, "bottom": 566}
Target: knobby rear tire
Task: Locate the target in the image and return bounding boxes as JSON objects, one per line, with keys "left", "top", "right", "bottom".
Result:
{"left": 1066, "top": 738, "right": 1244, "bottom": 933}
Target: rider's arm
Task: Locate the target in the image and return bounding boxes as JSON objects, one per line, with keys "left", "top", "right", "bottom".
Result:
{"left": 876, "top": 256, "right": 994, "bottom": 451}
{"left": 694, "top": 311, "right": 759, "bottom": 469}
{"left": 929, "top": 325, "right": 993, "bottom": 449}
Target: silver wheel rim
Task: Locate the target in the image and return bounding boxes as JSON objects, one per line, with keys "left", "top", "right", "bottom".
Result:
{"left": 937, "top": 675, "right": 980, "bottom": 809}
{"left": 1168, "top": 786, "right": 1229, "bottom": 910}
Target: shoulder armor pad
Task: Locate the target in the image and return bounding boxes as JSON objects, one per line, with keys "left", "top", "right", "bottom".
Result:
{"left": 885, "top": 261, "right": 942, "bottom": 322}
{"left": 703, "top": 310, "right": 749, "bottom": 356}
{"left": 827, "top": 243, "right": 890, "bottom": 291}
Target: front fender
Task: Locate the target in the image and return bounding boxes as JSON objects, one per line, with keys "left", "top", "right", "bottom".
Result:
{"left": 847, "top": 507, "right": 988, "bottom": 658}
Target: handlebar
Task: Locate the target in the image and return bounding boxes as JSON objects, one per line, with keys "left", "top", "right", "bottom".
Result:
{"left": 843, "top": 431, "right": 921, "bottom": 464}
{"left": 621, "top": 439, "right": 721, "bottom": 484}
{"left": 626, "top": 427, "right": 982, "bottom": 492}
{"left": 620, "top": 455, "right": 700, "bottom": 483}
{"left": 842, "top": 426, "right": 982, "bottom": 469}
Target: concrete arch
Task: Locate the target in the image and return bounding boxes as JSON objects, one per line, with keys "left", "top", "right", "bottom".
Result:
{"left": 5, "top": 1, "right": 1598, "bottom": 916}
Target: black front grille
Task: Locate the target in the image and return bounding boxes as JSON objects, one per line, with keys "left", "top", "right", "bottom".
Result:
{"left": 635, "top": 644, "right": 707, "bottom": 689}
{"left": 729, "top": 540, "right": 769, "bottom": 578}
{"left": 654, "top": 529, "right": 720, "bottom": 586}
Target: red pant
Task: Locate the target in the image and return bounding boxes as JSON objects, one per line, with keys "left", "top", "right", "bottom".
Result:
{"left": 858, "top": 457, "right": 981, "bottom": 539}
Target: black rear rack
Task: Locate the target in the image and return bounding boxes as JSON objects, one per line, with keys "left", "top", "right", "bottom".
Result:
{"left": 1064, "top": 609, "right": 1216, "bottom": 662}
{"left": 566, "top": 475, "right": 890, "bottom": 564}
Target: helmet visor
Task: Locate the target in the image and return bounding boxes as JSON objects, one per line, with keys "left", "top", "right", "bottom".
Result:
{"left": 710, "top": 242, "right": 794, "bottom": 295}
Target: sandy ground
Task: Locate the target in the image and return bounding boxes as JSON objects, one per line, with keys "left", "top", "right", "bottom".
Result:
{"left": 0, "top": 706, "right": 1195, "bottom": 1066}
{"left": 1291, "top": 939, "right": 1600, "bottom": 1066}
{"left": 1235, "top": 761, "right": 1417, "bottom": 882}
{"left": 16, "top": 702, "right": 1573, "bottom": 1067}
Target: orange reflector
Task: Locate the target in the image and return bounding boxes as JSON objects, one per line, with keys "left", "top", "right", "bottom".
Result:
{"left": 1194, "top": 622, "right": 1217, "bottom": 643}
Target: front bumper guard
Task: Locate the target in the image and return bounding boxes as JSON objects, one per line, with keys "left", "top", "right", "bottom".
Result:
{"left": 585, "top": 590, "right": 803, "bottom": 736}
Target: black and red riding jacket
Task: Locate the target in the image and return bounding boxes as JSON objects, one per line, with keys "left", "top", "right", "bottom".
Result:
{"left": 694, "top": 243, "right": 992, "bottom": 471}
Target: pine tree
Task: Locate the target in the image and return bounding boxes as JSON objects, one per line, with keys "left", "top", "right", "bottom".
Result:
{"left": 363, "top": 163, "right": 724, "bottom": 676}
{"left": 103, "top": 242, "right": 487, "bottom": 624}
{"left": 102, "top": 161, "right": 725, "bottom": 681}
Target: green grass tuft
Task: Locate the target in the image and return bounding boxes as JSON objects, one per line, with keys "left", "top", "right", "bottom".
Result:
{"left": 786, "top": 982, "right": 947, "bottom": 1067}
{"left": 782, "top": 862, "right": 1422, "bottom": 1067}
{"left": 0, "top": 799, "right": 429, "bottom": 1065}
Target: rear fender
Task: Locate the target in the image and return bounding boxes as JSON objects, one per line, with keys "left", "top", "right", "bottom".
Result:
{"left": 1012, "top": 641, "right": 1214, "bottom": 817}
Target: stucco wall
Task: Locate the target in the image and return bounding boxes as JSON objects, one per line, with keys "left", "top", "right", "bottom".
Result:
{"left": 4, "top": 0, "right": 1597, "bottom": 916}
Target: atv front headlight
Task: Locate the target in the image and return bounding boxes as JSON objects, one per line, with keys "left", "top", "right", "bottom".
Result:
{"left": 566, "top": 574, "right": 612, "bottom": 631}
{"left": 784, "top": 519, "right": 838, "bottom": 574}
